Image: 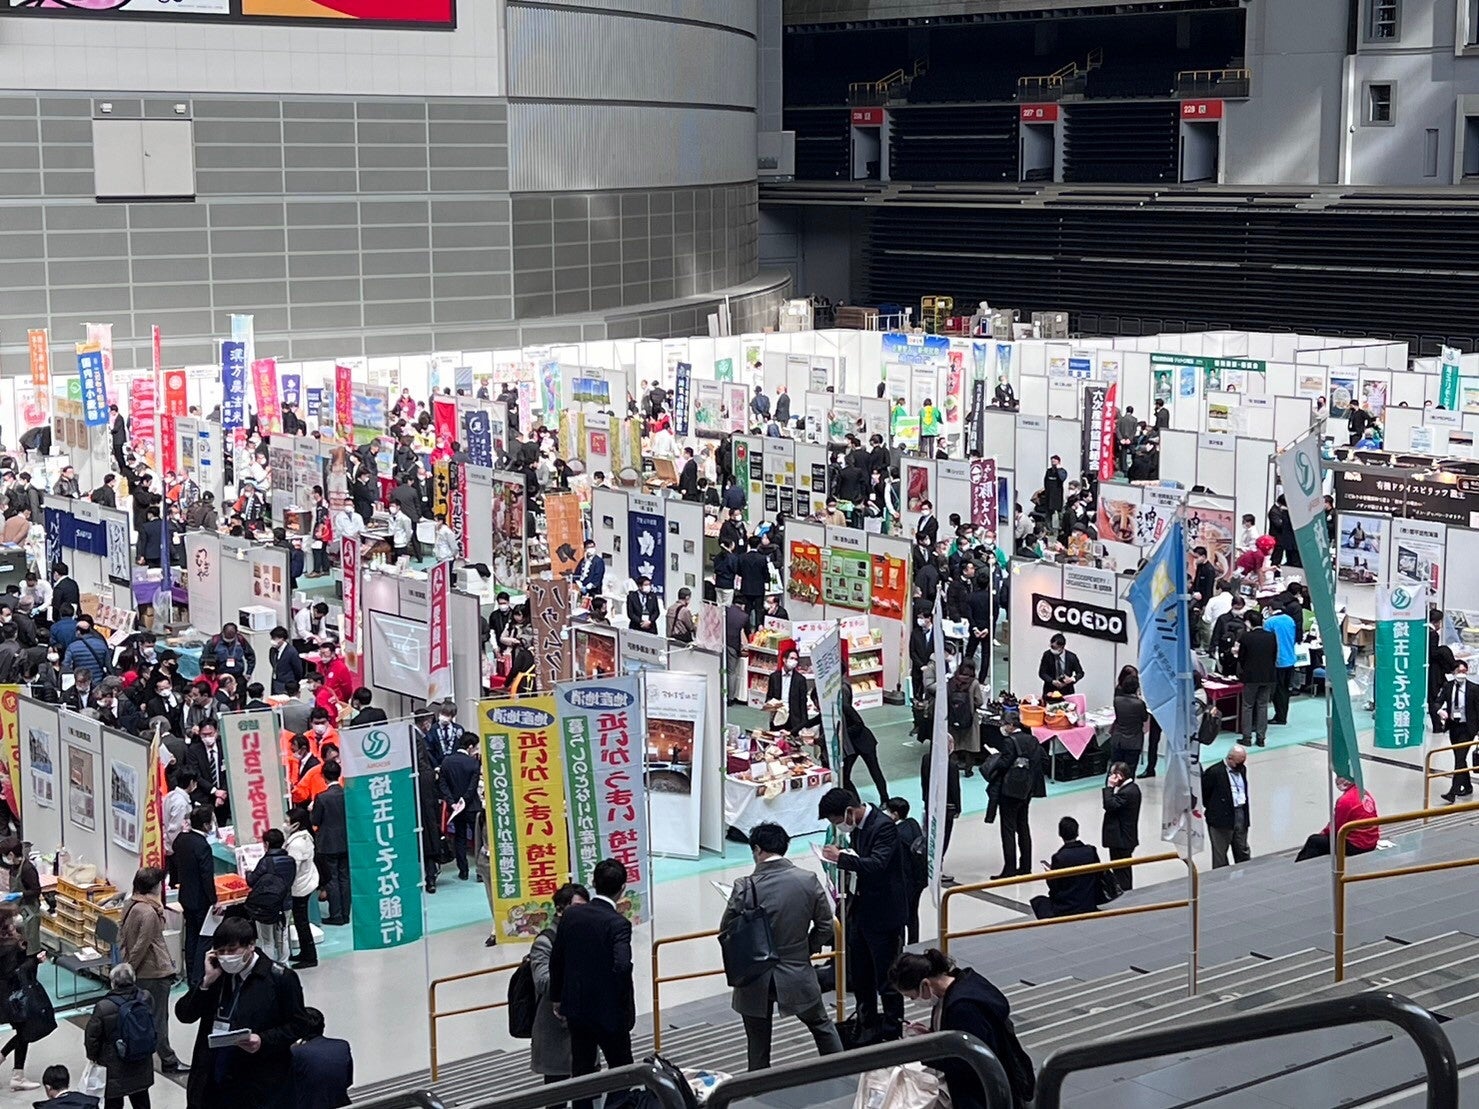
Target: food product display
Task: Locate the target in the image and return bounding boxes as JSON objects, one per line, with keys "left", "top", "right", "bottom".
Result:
{"left": 725, "top": 728, "right": 831, "bottom": 800}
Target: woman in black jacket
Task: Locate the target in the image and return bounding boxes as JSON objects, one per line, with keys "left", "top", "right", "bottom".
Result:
{"left": 0, "top": 840, "right": 40, "bottom": 954}
{"left": 1108, "top": 671, "right": 1149, "bottom": 773}
{"left": 889, "top": 949, "right": 1035, "bottom": 1109}
{"left": 0, "top": 905, "right": 52, "bottom": 1092}
{"left": 84, "top": 963, "right": 155, "bottom": 1108}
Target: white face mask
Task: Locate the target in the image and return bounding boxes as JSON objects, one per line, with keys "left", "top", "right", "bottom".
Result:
{"left": 439, "top": 715, "right": 453, "bottom": 725}
{"left": 313, "top": 723, "right": 328, "bottom": 736}
{"left": 838, "top": 818, "right": 856, "bottom": 836}
{"left": 45, "top": 653, "right": 57, "bottom": 664}
{"left": 784, "top": 658, "right": 798, "bottom": 672}
{"left": 1455, "top": 673, "right": 1468, "bottom": 683}
{"left": 216, "top": 952, "right": 249, "bottom": 975}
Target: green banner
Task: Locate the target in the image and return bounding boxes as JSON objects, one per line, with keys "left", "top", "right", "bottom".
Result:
{"left": 1440, "top": 346, "right": 1461, "bottom": 410}
{"left": 715, "top": 357, "right": 734, "bottom": 383}
{"left": 1150, "top": 353, "right": 1267, "bottom": 375}
{"left": 1375, "top": 583, "right": 1428, "bottom": 749}
{"left": 340, "top": 722, "right": 425, "bottom": 950}
{"left": 1276, "top": 431, "right": 1363, "bottom": 787}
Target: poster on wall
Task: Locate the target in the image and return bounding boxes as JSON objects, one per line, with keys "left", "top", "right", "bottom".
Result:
{"left": 1393, "top": 518, "right": 1444, "bottom": 595}
{"left": 555, "top": 677, "right": 649, "bottom": 921}
{"left": 27, "top": 727, "right": 54, "bottom": 809}
{"left": 1362, "top": 380, "right": 1388, "bottom": 417}
{"left": 869, "top": 552, "right": 908, "bottom": 621}
{"left": 692, "top": 381, "right": 726, "bottom": 438}
{"left": 627, "top": 503, "right": 666, "bottom": 593}
{"left": 66, "top": 745, "right": 95, "bottom": 832}
{"left": 903, "top": 461, "right": 931, "bottom": 514}
{"left": 643, "top": 672, "right": 706, "bottom": 860}
{"left": 1337, "top": 513, "right": 1385, "bottom": 584}
{"left": 1152, "top": 369, "right": 1173, "bottom": 405}
{"left": 571, "top": 627, "right": 618, "bottom": 678}
{"left": 786, "top": 540, "right": 823, "bottom": 606}
{"left": 1097, "top": 492, "right": 1138, "bottom": 545}
{"left": 1184, "top": 507, "right": 1236, "bottom": 581}
{"left": 109, "top": 759, "right": 139, "bottom": 851}
{"left": 824, "top": 548, "right": 871, "bottom": 611}
{"left": 1328, "top": 375, "right": 1357, "bottom": 420}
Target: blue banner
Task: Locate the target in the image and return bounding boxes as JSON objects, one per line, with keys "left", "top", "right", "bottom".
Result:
{"left": 77, "top": 350, "right": 108, "bottom": 427}
{"left": 221, "top": 341, "right": 247, "bottom": 430}
{"left": 281, "top": 373, "right": 301, "bottom": 409}
{"left": 464, "top": 409, "right": 493, "bottom": 468}
{"left": 627, "top": 510, "right": 666, "bottom": 593}
{"left": 673, "top": 362, "right": 692, "bottom": 436}
{"left": 306, "top": 388, "right": 323, "bottom": 418}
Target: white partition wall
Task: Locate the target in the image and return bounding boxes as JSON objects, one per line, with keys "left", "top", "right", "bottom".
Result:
{"left": 18, "top": 697, "right": 61, "bottom": 855}
{"left": 1047, "top": 418, "right": 1081, "bottom": 480}
{"left": 590, "top": 488, "right": 627, "bottom": 591}
{"left": 1160, "top": 429, "right": 1200, "bottom": 488}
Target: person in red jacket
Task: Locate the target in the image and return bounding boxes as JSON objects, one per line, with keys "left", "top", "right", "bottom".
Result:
{"left": 1295, "top": 776, "right": 1380, "bottom": 861}
{"left": 315, "top": 641, "right": 355, "bottom": 711}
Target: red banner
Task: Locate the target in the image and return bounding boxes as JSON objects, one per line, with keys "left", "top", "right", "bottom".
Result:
{"left": 252, "top": 358, "right": 281, "bottom": 436}
{"left": 159, "top": 367, "right": 188, "bottom": 474}
{"left": 427, "top": 561, "right": 451, "bottom": 702}
{"left": 335, "top": 364, "right": 354, "bottom": 443}
{"left": 457, "top": 463, "right": 470, "bottom": 558}
{"left": 1100, "top": 383, "right": 1118, "bottom": 483}
{"left": 969, "top": 456, "right": 998, "bottom": 532}
{"left": 151, "top": 325, "right": 162, "bottom": 380}
{"left": 341, "top": 535, "right": 361, "bottom": 682}
{"left": 432, "top": 396, "right": 457, "bottom": 464}
{"left": 128, "top": 377, "right": 158, "bottom": 471}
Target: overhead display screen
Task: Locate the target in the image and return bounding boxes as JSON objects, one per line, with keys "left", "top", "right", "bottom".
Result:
{"left": 1, "top": 0, "right": 455, "bottom": 28}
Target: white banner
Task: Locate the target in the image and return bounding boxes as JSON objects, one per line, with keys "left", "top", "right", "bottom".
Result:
{"left": 183, "top": 532, "right": 222, "bottom": 635}
{"left": 643, "top": 670, "right": 706, "bottom": 860}
{"left": 220, "top": 709, "right": 286, "bottom": 847}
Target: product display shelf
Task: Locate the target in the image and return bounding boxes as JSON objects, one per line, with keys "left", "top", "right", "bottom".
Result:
{"left": 846, "top": 628, "right": 887, "bottom": 710}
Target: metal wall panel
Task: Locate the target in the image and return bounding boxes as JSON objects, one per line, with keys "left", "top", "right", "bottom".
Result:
{"left": 514, "top": 0, "right": 758, "bottom": 36}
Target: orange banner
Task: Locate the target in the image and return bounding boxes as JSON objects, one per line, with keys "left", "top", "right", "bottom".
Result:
{"left": 545, "top": 493, "right": 584, "bottom": 576}
{"left": 139, "top": 732, "right": 167, "bottom": 871}
{"left": 0, "top": 688, "right": 17, "bottom": 822}
{"left": 870, "top": 553, "right": 909, "bottom": 621}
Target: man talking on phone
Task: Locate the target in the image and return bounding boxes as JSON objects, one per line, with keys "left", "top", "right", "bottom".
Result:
{"left": 175, "top": 915, "right": 310, "bottom": 1109}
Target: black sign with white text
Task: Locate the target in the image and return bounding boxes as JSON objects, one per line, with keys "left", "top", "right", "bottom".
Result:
{"left": 1031, "top": 593, "right": 1129, "bottom": 643}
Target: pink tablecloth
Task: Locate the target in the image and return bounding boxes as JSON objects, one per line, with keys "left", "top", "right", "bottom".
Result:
{"left": 1032, "top": 724, "right": 1099, "bottom": 759}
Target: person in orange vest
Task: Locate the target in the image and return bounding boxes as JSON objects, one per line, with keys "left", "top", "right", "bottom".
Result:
{"left": 291, "top": 729, "right": 339, "bottom": 808}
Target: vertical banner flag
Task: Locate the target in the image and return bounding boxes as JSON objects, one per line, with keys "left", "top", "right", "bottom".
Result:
{"left": 128, "top": 377, "right": 157, "bottom": 471}
{"left": 281, "top": 374, "right": 301, "bottom": 410}
{"left": 340, "top": 722, "right": 425, "bottom": 951}
{"left": 455, "top": 463, "right": 469, "bottom": 559}
{"left": 230, "top": 313, "right": 255, "bottom": 367}
{"left": 160, "top": 368, "right": 187, "bottom": 474}
{"left": 151, "top": 325, "right": 162, "bottom": 380}
{"left": 627, "top": 504, "right": 667, "bottom": 593}
{"left": 970, "top": 378, "right": 986, "bottom": 455}
{"left": 1080, "top": 382, "right": 1108, "bottom": 479}
{"left": 221, "top": 341, "right": 247, "bottom": 430}
{"left": 432, "top": 396, "right": 457, "bottom": 460}
{"left": 555, "top": 677, "right": 649, "bottom": 922}
{"left": 1440, "top": 346, "right": 1462, "bottom": 411}
{"left": 27, "top": 330, "right": 50, "bottom": 419}
{"left": 1276, "top": 429, "right": 1363, "bottom": 789}
{"left": 968, "top": 457, "right": 997, "bottom": 532}
{"left": 528, "top": 577, "right": 571, "bottom": 691}
{"left": 926, "top": 592, "right": 950, "bottom": 903}
{"left": 1375, "top": 582, "right": 1428, "bottom": 749}
{"left": 673, "top": 362, "right": 692, "bottom": 436}
{"left": 1128, "top": 518, "right": 1205, "bottom": 851}
{"left": 334, "top": 364, "right": 354, "bottom": 442}
{"left": 0, "top": 688, "right": 18, "bottom": 826}
{"left": 480, "top": 696, "right": 571, "bottom": 940}
{"left": 341, "top": 536, "right": 362, "bottom": 682}
{"left": 1099, "top": 382, "right": 1118, "bottom": 482}
{"left": 426, "top": 561, "right": 451, "bottom": 703}
{"left": 76, "top": 346, "right": 109, "bottom": 427}
{"left": 85, "top": 323, "right": 114, "bottom": 406}
{"left": 252, "top": 358, "right": 281, "bottom": 436}
{"left": 811, "top": 628, "right": 846, "bottom": 776}
{"left": 220, "top": 710, "right": 286, "bottom": 847}
{"left": 139, "top": 731, "right": 166, "bottom": 871}
{"left": 465, "top": 408, "right": 493, "bottom": 468}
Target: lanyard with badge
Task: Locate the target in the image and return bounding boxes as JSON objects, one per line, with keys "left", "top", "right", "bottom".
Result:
{"left": 208, "top": 974, "right": 254, "bottom": 1050}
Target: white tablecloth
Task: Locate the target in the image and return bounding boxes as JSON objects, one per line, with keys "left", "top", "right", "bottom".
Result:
{"left": 724, "top": 775, "right": 832, "bottom": 837}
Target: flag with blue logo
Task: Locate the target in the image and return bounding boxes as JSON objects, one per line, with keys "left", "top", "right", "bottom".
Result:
{"left": 1128, "top": 517, "right": 1205, "bottom": 850}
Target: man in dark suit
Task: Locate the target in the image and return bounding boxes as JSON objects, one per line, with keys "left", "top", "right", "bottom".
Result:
{"left": 1030, "top": 816, "right": 1101, "bottom": 919}
{"left": 991, "top": 712, "right": 1047, "bottom": 879}
{"left": 182, "top": 719, "right": 231, "bottom": 824}
{"left": 1101, "top": 762, "right": 1142, "bottom": 891}
{"left": 914, "top": 500, "right": 938, "bottom": 548}
{"left": 1439, "top": 659, "right": 1479, "bottom": 802}
{"left": 1038, "top": 634, "right": 1084, "bottom": 697}
{"left": 549, "top": 858, "right": 635, "bottom": 1109}
{"left": 1188, "top": 545, "right": 1218, "bottom": 636}
{"left": 109, "top": 404, "right": 128, "bottom": 475}
{"left": 1203, "top": 745, "right": 1251, "bottom": 868}
{"left": 573, "top": 540, "right": 605, "bottom": 598}
{"left": 1043, "top": 455, "right": 1068, "bottom": 524}
{"left": 1236, "top": 611, "right": 1279, "bottom": 747}
{"left": 173, "top": 805, "right": 218, "bottom": 986}
{"left": 291, "top": 1007, "right": 353, "bottom": 1109}
{"left": 625, "top": 577, "right": 660, "bottom": 633}
{"left": 737, "top": 538, "right": 772, "bottom": 631}
{"left": 819, "top": 788, "right": 909, "bottom": 1043}
{"left": 268, "top": 626, "right": 304, "bottom": 696}
{"left": 437, "top": 733, "right": 483, "bottom": 880}
{"left": 348, "top": 687, "right": 388, "bottom": 727}
{"left": 311, "top": 764, "right": 350, "bottom": 926}
{"left": 1429, "top": 610, "right": 1458, "bottom": 735}
{"left": 677, "top": 447, "right": 700, "bottom": 501}
{"left": 50, "top": 562, "right": 80, "bottom": 623}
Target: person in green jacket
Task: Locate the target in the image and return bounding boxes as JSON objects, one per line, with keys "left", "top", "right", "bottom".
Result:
{"left": 919, "top": 398, "right": 941, "bottom": 456}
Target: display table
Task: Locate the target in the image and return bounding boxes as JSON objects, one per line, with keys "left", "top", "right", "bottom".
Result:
{"left": 1204, "top": 678, "right": 1244, "bottom": 733}
{"left": 723, "top": 727, "right": 833, "bottom": 836}
{"left": 981, "top": 695, "right": 1112, "bottom": 782}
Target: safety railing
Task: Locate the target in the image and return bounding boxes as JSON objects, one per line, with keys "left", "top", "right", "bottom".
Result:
{"left": 651, "top": 917, "right": 845, "bottom": 1054}
{"left": 939, "top": 851, "right": 1198, "bottom": 994}
{"left": 1033, "top": 991, "right": 1457, "bottom": 1109}
{"left": 706, "top": 1031, "right": 1013, "bottom": 1109}
{"left": 354, "top": 1093, "right": 450, "bottom": 1109}
{"left": 467, "top": 1061, "right": 692, "bottom": 1109}
{"left": 427, "top": 959, "right": 523, "bottom": 1082}
{"left": 1335, "top": 798, "right": 1479, "bottom": 981}
{"left": 1421, "top": 738, "right": 1479, "bottom": 815}
{"left": 848, "top": 59, "right": 927, "bottom": 105}
{"left": 1175, "top": 67, "right": 1252, "bottom": 98}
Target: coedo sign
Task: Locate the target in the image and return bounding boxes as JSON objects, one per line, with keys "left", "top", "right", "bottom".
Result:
{"left": 1030, "top": 593, "right": 1129, "bottom": 643}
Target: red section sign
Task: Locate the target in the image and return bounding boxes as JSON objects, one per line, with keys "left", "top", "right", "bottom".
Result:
{"left": 850, "top": 107, "right": 885, "bottom": 127}
{"left": 1019, "top": 104, "right": 1060, "bottom": 123}
{"left": 1099, "top": 383, "right": 1118, "bottom": 484}
{"left": 1181, "top": 99, "right": 1224, "bottom": 120}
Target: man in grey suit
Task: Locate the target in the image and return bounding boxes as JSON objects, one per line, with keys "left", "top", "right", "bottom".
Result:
{"left": 720, "top": 822, "right": 843, "bottom": 1071}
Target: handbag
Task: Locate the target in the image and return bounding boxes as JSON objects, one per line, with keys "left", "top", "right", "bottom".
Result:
{"left": 717, "top": 879, "right": 779, "bottom": 987}
{"left": 80, "top": 1062, "right": 106, "bottom": 1097}
{"left": 854, "top": 1064, "right": 949, "bottom": 1109}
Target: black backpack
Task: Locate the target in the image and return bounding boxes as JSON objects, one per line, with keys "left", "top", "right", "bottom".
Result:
{"left": 243, "top": 871, "right": 289, "bottom": 924}
{"left": 994, "top": 1016, "right": 1038, "bottom": 1102}
{"left": 113, "top": 992, "right": 157, "bottom": 1063}
{"left": 507, "top": 935, "right": 545, "bottom": 1039}
{"left": 1000, "top": 736, "right": 1035, "bottom": 802}
{"left": 1196, "top": 703, "right": 1223, "bottom": 746}
{"left": 1219, "top": 614, "right": 1248, "bottom": 650}
{"left": 947, "top": 686, "right": 974, "bottom": 730}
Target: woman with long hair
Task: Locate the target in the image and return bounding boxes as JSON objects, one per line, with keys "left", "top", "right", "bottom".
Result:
{"left": 945, "top": 660, "right": 983, "bottom": 774}
{"left": 0, "top": 904, "right": 53, "bottom": 1091}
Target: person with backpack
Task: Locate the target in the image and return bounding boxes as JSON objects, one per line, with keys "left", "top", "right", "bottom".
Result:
{"left": 0, "top": 904, "right": 52, "bottom": 1091}
{"left": 82, "top": 963, "right": 156, "bottom": 1109}
{"left": 884, "top": 798, "right": 929, "bottom": 945}
{"left": 62, "top": 616, "right": 112, "bottom": 683}
{"left": 888, "top": 949, "right": 1036, "bottom": 1109}
{"left": 987, "top": 711, "right": 1046, "bottom": 880}
{"left": 1211, "top": 594, "right": 1249, "bottom": 677}
{"left": 945, "top": 661, "right": 984, "bottom": 775}
{"left": 524, "top": 881, "right": 589, "bottom": 1090}
{"left": 245, "top": 829, "right": 297, "bottom": 963}
{"left": 1107, "top": 671, "right": 1149, "bottom": 773}
{"left": 116, "top": 867, "right": 186, "bottom": 1074}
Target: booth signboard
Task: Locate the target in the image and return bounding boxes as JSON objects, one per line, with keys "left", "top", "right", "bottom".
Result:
{"left": 341, "top": 722, "right": 424, "bottom": 951}
{"left": 811, "top": 628, "right": 845, "bottom": 780}
{"left": 1333, "top": 463, "right": 1479, "bottom": 529}
{"left": 527, "top": 576, "right": 569, "bottom": 692}
{"left": 220, "top": 709, "right": 285, "bottom": 849}
{"left": 1030, "top": 593, "right": 1128, "bottom": 643}
{"left": 824, "top": 548, "right": 871, "bottom": 611}
{"left": 334, "top": 364, "right": 353, "bottom": 441}
{"left": 1374, "top": 583, "right": 1427, "bottom": 750}
{"left": 1064, "top": 565, "right": 1116, "bottom": 599}
{"left": 627, "top": 497, "right": 666, "bottom": 593}
{"left": 341, "top": 536, "right": 361, "bottom": 681}
{"left": 1080, "top": 383, "right": 1108, "bottom": 479}
{"left": 969, "top": 457, "right": 997, "bottom": 531}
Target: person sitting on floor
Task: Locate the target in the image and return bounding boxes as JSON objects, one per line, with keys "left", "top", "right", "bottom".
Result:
{"left": 1295, "top": 775, "right": 1380, "bottom": 861}
{"left": 1029, "top": 816, "right": 1100, "bottom": 920}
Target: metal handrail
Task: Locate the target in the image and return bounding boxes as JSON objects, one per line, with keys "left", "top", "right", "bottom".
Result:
{"left": 651, "top": 917, "right": 845, "bottom": 1053}
{"left": 1421, "top": 738, "right": 1479, "bottom": 815}
{"left": 1176, "top": 66, "right": 1252, "bottom": 82}
{"left": 1035, "top": 990, "right": 1457, "bottom": 1109}
{"left": 427, "top": 959, "right": 523, "bottom": 1082}
{"left": 467, "top": 1061, "right": 691, "bottom": 1109}
{"left": 354, "top": 1093, "right": 450, "bottom": 1109}
{"left": 939, "top": 850, "right": 1199, "bottom": 995}
{"left": 705, "top": 1031, "right": 1013, "bottom": 1109}
{"left": 1334, "top": 799, "right": 1479, "bottom": 981}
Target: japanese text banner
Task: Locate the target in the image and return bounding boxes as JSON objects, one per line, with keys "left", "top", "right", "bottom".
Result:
{"left": 340, "top": 722, "right": 425, "bottom": 951}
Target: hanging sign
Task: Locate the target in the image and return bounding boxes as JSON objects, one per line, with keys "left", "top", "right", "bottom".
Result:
{"left": 77, "top": 346, "right": 109, "bottom": 428}
{"left": 1080, "top": 382, "right": 1108, "bottom": 478}
{"left": 673, "top": 362, "right": 692, "bottom": 436}
{"left": 1030, "top": 593, "right": 1128, "bottom": 643}
{"left": 528, "top": 576, "right": 570, "bottom": 690}
{"left": 969, "top": 456, "right": 997, "bottom": 531}
{"left": 341, "top": 536, "right": 362, "bottom": 681}
{"left": 341, "top": 722, "right": 425, "bottom": 950}
{"left": 221, "top": 341, "right": 247, "bottom": 430}
{"left": 426, "top": 561, "right": 451, "bottom": 703}
{"left": 1441, "top": 346, "right": 1462, "bottom": 411}
{"left": 252, "top": 358, "right": 281, "bottom": 435}
{"left": 334, "top": 364, "right": 354, "bottom": 442}
{"left": 1099, "top": 382, "right": 1118, "bottom": 482}
{"left": 27, "top": 330, "right": 49, "bottom": 418}
{"left": 1375, "top": 582, "right": 1428, "bottom": 749}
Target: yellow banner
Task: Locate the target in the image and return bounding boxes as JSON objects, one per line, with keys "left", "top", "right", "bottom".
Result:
{"left": 479, "top": 695, "right": 571, "bottom": 942}
{"left": 139, "top": 733, "right": 166, "bottom": 871}
{"left": 0, "top": 687, "right": 18, "bottom": 820}
{"left": 433, "top": 459, "right": 450, "bottom": 520}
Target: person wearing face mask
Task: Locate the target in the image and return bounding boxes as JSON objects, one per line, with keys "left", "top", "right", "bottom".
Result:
{"left": 291, "top": 733, "right": 338, "bottom": 808}
{"left": 386, "top": 501, "right": 414, "bottom": 562}
{"left": 1439, "top": 659, "right": 1479, "bottom": 803}
{"left": 181, "top": 682, "right": 217, "bottom": 741}
{"left": 29, "top": 646, "right": 63, "bottom": 705}
{"left": 1037, "top": 633, "right": 1083, "bottom": 697}
{"left": 764, "top": 645, "right": 812, "bottom": 737}
{"left": 268, "top": 627, "right": 303, "bottom": 697}
{"left": 184, "top": 719, "right": 231, "bottom": 823}
{"left": 116, "top": 866, "right": 186, "bottom": 1075}
{"left": 489, "top": 592, "right": 515, "bottom": 648}
{"left": 625, "top": 577, "right": 660, "bottom": 634}
{"left": 315, "top": 642, "right": 355, "bottom": 711}
{"left": 887, "top": 949, "right": 1036, "bottom": 1109}
{"left": 173, "top": 807, "right": 218, "bottom": 987}
{"left": 909, "top": 608, "right": 933, "bottom": 703}
{"left": 207, "top": 623, "right": 256, "bottom": 683}
{"left": 817, "top": 788, "right": 910, "bottom": 1045}
{"left": 174, "top": 916, "right": 310, "bottom": 1109}
{"left": 96, "top": 678, "right": 145, "bottom": 736}
{"left": 62, "top": 667, "right": 97, "bottom": 713}
{"left": 426, "top": 703, "right": 464, "bottom": 766}
{"left": 573, "top": 539, "right": 605, "bottom": 599}
{"left": 310, "top": 763, "right": 350, "bottom": 926}
{"left": 0, "top": 841, "right": 39, "bottom": 955}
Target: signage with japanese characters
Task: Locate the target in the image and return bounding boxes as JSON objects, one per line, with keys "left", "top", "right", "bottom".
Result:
{"left": 220, "top": 341, "right": 247, "bottom": 430}
{"left": 1333, "top": 463, "right": 1479, "bottom": 529}
{"left": 555, "top": 677, "right": 649, "bottom": 924}
{"left": 1375, "top": 583, "right": 1427, "bottom": 749}
{"left": 220, "top": 710, "right": 285, "bottom": 848}
{"left": 76, "top": 346, "right": 108, "bottom": 428}
{"left": 480, "top": 697, "right": 572, "bottom": 940}
{"left": 528, "top": 577, "right": 570, "bottom": 691}
{"left": 426, "top": 561, "right": 451, "bottom": 703}
{"left": 341, "top": 722, "right": 425, "bottom": 951}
